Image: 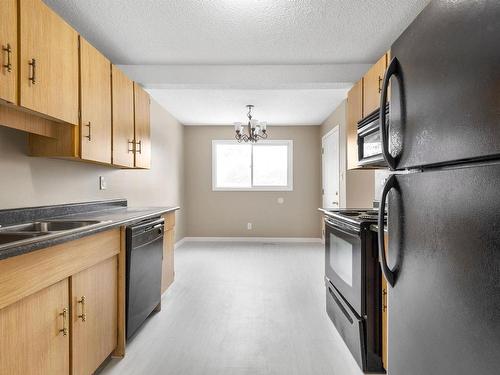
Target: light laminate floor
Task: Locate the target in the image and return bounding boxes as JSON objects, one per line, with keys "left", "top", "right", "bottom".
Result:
{"left": 99, "top": 241, "right": 364, "bottom": 375}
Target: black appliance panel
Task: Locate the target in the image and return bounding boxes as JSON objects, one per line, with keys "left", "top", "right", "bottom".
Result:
{"left": 384, "top": 0, "right": 500, "bottom": 170}
{"left": 357, "top": 106, "right": 389, "bottom": 168}
{"left": 380, "top": 164, "right": 500, "bottom": 375}
{"left": 325, "top": 280, "right": 365, "bottom": 369}
{"left": 126, "top": 217, "right": 164, "bottom": 339}
{"left": 325, "top": 218, "right": 363, "bottom": 315}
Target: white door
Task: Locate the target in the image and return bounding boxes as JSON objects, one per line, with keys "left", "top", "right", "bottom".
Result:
{"left": 322, "top": 127, "right": 340, "bottom": 209}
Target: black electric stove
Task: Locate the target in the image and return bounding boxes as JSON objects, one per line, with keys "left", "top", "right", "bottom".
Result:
{"left": 320, "top": 208, "right": 387, "bottom": 373}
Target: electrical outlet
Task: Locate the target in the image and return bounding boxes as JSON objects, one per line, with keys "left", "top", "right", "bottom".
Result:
{"left": 247, "top": 222, "right": 252, "bottom": 230}
{"left": 99, "top": 176, "right": 107, "bottom": 190}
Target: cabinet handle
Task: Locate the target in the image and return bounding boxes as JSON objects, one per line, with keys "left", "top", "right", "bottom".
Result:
{"left": 78, "top": 296, "right": 87, "bottom": 322}
{"left": 2, "top": 44, "right": 12, "bottom": 72}
{"left": 60, "top": 307, "right": 69, "bottom": 336}
{"left": 28, "top": 58, "right": 36, "bottom": 84}
{"left": 382, "top": 288, "right": 387, "bottom": 312}
{"left": 135, "top": 140, "right": 142, "bottom": 154}
{"left": 128, "top": 140, "right": 135, "bottom": 153}
{"left": 378, "top": 75, "right": 383, "bottom": 93}
{"left": 84, "top": 122, "right": 91, "bottom": 141}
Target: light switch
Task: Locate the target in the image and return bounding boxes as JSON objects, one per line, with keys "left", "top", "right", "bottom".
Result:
{"left": 99, "top": 176, "right": 107, "bottom": 190}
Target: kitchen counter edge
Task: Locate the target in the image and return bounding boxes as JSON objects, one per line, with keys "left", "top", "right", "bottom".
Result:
{"left": 0, "top": 206, "right": 179, "bottom": 261}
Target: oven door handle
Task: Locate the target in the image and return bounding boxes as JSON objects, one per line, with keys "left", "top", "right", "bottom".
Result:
{"left": 380, "top": 57, "right": 399, "bottom": 170}
{"left": 324, "top": 218, "right": 360, "bottom": 236}
{"left": 378, "top": 174, "right": 398, "bottom": 287}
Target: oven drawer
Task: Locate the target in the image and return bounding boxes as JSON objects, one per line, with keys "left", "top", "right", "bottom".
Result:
{"left": 326, "top": 281, "right": 366, "bottom": 371}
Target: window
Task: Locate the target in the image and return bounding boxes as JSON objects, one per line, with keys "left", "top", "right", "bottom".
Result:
{"left": 212, "top": 140, "right": 293, "bottom": 191}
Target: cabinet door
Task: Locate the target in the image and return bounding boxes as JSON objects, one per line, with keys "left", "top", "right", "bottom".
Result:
{"left": 0, "top": 278, "right": 70, "bottom": 375}
{"left": 112, "top": 65, "right": 135, "bottom": 168}
{"left": 134, "top": 83, "right": 151, "bottom": 169}
{"left": 347, "top": 79, "right": 363, "bottom": 170}
{"left": 80, "top": 38, "right": 112, "bottom": 164}
{"left": 0, "top": 0, "right": 17, "bottom": 104}
{"left": 362, "top": 54, "right": 387, "bottom": 117}
{"left": 161, "top": 212, "right": 176, "bottom": 293}
{"left": 71, "top": 256, "right": 117, "bottom": 375}
{"left": 19, "top": 0, "right": 79, "bottom": 125}
{"left": 381, "top": 232, "right": 389, "bottom": 370}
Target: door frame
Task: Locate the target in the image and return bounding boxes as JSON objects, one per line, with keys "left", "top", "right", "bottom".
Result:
{"left": 322, "top": 126, "right": 341, "bottom": 208}
{"left": 322, "top": 126, "right": 341, "bottom": 243}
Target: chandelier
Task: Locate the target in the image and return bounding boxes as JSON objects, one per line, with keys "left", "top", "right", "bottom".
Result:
{"left": 234, "top": 105, "right": 268, "bottom": 143}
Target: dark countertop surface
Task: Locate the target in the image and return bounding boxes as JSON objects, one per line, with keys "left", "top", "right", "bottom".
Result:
{"left": 0, "top": 199, "right": 179, "bottom": 261}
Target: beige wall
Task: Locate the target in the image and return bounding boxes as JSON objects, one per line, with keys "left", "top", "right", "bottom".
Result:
{"left": 184, "top": 126, "right": 322, "bottom": 238}
{"left": 0, "top": 100, "right": 186, "bottom": 241}
{"left": 320, "top": 100, "right": 374, "bottom": 208}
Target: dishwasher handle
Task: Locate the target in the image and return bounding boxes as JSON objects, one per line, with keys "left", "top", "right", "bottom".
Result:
{"left": 130, "top": 217, "right": 164, "bottom": 235}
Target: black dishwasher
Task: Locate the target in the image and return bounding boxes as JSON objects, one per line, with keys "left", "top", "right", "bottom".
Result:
{"left": 126, "top": 217, "right": 164, "bottom": 339}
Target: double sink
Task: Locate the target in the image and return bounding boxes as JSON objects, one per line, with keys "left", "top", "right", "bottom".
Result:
{"left": 0, "top": 220, "right": 108, "bottom": 247}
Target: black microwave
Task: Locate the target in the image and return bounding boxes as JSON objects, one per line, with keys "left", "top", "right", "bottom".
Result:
{"left": 357, "top": 104, "right": 389, "bottom": 167}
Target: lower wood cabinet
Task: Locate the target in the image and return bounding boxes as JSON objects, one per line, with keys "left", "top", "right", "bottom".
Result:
{"left": 71, "top": 256, "right": 118, "bottom": 375}
{"left": 0, "top": 229, "right": 121, "bottom": 375}
{"left": 381, "top": 232, "right": 389, "bottom": 370}
{"left": 161, "top": 212, "right": 176, "bottom": 293}
{"left": 0, "top": 278, "right": 70, "bottom": 375}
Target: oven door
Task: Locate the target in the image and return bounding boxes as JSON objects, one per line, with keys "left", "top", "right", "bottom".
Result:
{"left": 324, "top": 218, "right": 363, "bottom": 315}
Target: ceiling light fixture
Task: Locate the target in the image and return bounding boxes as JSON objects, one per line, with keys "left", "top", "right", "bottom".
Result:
{"left": 234, "top": 105, "right": 268, "bottom": 143}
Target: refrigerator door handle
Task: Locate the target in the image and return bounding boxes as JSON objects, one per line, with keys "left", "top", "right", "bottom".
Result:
{"left": 380, "top": 57, "right": 400, "bottom": 171}
{"left": 378, "top": 174, "right": 398, "bottom": 287}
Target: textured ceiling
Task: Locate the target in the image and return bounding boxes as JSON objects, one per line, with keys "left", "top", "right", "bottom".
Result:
{"left": 147, "top": 88, "right": 350, "bottom": 126}
{"left": 43, "top": 0, "right": 430, "bottom": 125}
{"left": 44, "top": 0, "right": 429, "bottom": 65}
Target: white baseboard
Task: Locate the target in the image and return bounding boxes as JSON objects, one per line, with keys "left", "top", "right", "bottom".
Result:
{"left": 177, "top": 237, "right": 322, "bottom": 245}
{"left": 174, "top": 237, "right": 187, "bottom": 249}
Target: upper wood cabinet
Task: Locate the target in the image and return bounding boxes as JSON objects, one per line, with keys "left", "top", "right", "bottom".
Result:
{"left": 71, "top": 256, "right": 118, "bottom": 375}
{"left": 112, "top": 65, "right": 135, "bottom": 168}
{"left": 19, "top": 0, "right": 79, "bottom": 125}
{"left": 80, "top": 37, "right": 112, "bottom": 164}
{"left": 347, "top": 79, "right": 363, "bottom": 170}
{"left": 134, "top": 83, "right": 151, "bottom": 169}
{"left": 0, "top": 0, "right": 17, "bottom": 104}
{"left": 362, "top": 54, "right": 387, "bottom": 117}
{"left": 1, "top": 0, "right": 152, "bottom": 169}
{"left": 0, "top": 278, "right": 70, "bottom": 375}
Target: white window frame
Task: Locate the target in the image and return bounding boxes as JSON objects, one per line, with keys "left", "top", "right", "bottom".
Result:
{"left": 212, "top": 139, "right": 294, "bottom": 191}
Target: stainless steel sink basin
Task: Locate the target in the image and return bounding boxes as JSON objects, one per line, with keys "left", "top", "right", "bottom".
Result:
{"left": 0, "top": 232, "right": 48, "bottom": 245}
{"left": 3, "top": 220, "right": 103, "bottom": 233}
{"left": 0, "top": 220, "right": 110, "bottom": 249}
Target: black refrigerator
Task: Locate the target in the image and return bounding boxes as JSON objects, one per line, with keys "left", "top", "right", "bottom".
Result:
{"left": 376, "top": 1, "right": 500, "bottom": 374}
